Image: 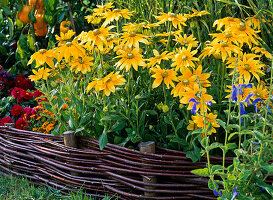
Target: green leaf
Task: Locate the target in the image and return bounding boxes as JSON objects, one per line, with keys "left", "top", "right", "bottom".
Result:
{"left": 145, "top": 110, "right": 157, "bottom": 115}
{"left": 101, "top": 114, "right": 124, "bottom": 121}
{"left": 228, "top": 132, "right": 239, "bottom": 141}
{"left": 206, "top": 142, "right": 222, "bottom": 151}
{"left": 212, "top": 165, "right": 224, "bottom": 174}
{"left": 75, "top": 127, "right": 84, "bottom": 134}
{"left": 191, "top": 168, "right": 210, "bottom": 177}
{"left": 201, "top": 138, "right": 206, "bottom": 148}
{"left": 163, "top": 116, "right": 171, "bottom": 125}
{"left": 256, "top": 181, "right": 273, "bottom": 196}
{"left": 226, "top": 143, "right": 237, "bottom": 150}
{"left": 111, "top": 121, "right": 126, "bottom": 132}
{"left": 99, "top": 130, "right": 108, "bottom": 150}
{"left": 262, "top": 163, "right": 273, "bottom": 174}
{"left": 176, "top": 120, "right": 184, "bottom": 131}
{"left": 216, "top": 119, "right": 226, "bottom": 129}
{"left": 68, "top": 116, "right": 74, "bottom": 129}
{"left": 58, "top": 11, "right": 65, "bottom": 23}
{"left": 7, "top": 17, "right": 14, "bottom": 39}
{"left": 238, "top": 170, "right": 252, "bottom": 181}
{"left": 0, "top": 45, "right": 7, "bottom": 55}
{"left": 28, "top": 10, "right": 36, "bottom": 23}
{"left": 208, "top": 179, "right": 218, "bottom": 190}
{"left": 254, "top": 130, "right": 263, "bottom": 140}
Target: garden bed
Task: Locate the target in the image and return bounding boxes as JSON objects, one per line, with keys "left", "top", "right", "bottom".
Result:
{"left": 0, "top": 124, "right": 239, "bottom": 199}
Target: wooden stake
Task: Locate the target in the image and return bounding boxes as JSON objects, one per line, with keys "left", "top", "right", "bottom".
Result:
{"left": 63, "top": 130, "right": 77, "bottom": 148}
{"left": 139, "top": 141, "right": 157, "bottom": 197}
{"left": 63, "top": 130, "right": 78, "bottom": 176}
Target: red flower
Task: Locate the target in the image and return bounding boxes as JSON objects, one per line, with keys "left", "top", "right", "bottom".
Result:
{"left": 16, "top": 75, "right": 32, "bottom": 90}
{"left": 11, "top": 87, "right": 23, "bottom": 99}
{"left": 33, "top": 90, "right": 44, "bottom": 98}
{"left": 0, "top": 116, "right": 13, "bottom": 126}
{"left": 21, "top": 90, "right": 33, "bottom": 101}
{"left": 22, "top": 107, "right": 32, "bottom": 120}
{"left": 11, "top": 105, "right": 23, "bottom": 117}
{"left": 15, "top": 118, "right": 28, "bottom": 130}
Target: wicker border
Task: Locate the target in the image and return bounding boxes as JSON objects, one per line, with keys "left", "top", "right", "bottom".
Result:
{"left": 0, "top": 125, "right": 271, "bottom": 199}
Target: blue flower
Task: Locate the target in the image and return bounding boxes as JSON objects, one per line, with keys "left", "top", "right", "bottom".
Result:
{"left": 239, "top": 103, "right": 247, "bottom": 115}
{"left": 259, "top": 187, "right": 266, "bottom": 192}
{"left": 206, "top": 101, "right": 213, "bottom": 106}
{"left": 231, "top": 187, "right": 239, "bottom": 200}
{"left": 231, "top": 84, "right": 253, "bottom": 102}
{"left": 243, "top": 93, "right": 255, "bottom": 106}
{"left": 252, "top": 98, "right": 263, "bottom": 112}
{"left": 188, "top": 98, "right": 200, "bottom": 115}
{"left": 253, "top": 142, "right": 260, "bottom": 145}
{"left": 213, "top": 189, "right": 222, "bottom": 197}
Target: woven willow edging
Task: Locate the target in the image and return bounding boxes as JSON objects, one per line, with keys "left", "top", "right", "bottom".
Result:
{"left": 0, "top": 125, "right": 271, "bottom": 199}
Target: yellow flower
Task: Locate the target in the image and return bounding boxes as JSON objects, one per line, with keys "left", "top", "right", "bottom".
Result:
{"left": 246, "top": 16, "right": 263, "bottom": 30}
{"left": 199, "top": 40, "right": 241, "bottom": 61}
{"left": 180, "top": 85, "right": 215, "bottom": 113}
{"left": 210, "top": 29, "right": 241, "bottom": 46}
{"left": 103, "top": 8, "right": 132, "bottom": 26}
{"left": 252, "top": 46, "right": 272, "bottom": 59}
{"left": 85, "top": 14, "right": 103, "bottom": 25}
{"left": 151, "top": 66, "right": 178, "bottom": 89}
{"left": 146, "top": 49, "right": 173, "bottom": 68}
{"left": 246, "top": 84, "right": 268, "bottom": 101}
{"left": 55, "top": 30, "right": 76, "bottom": 46}
{"left": 155, "top": 30, "right": 182, "bottom": 37}
{"left": 83, "top": 26, "right": 114, "bottom": 52}
{"left": 28, "top": 49, "right": 54, "bottom": 68}
{"left": 236, "top": 53, "right": 265, "bottom": 83}
{"left": 86, "top": 72, "right": 126, "bottom": 96}
{"left": 171, "top": 46, "right": 199, "bottom": 71}
{"left": 93, "top": 2, "right": 114, "bottom": 16}
{"left": 231, "top": 22, "right": 260, "bottom": 47}
{"left": 174, "top": 34, "right": 198, "bottom": 48}
{"left": 155, "top": 12, "right": 187, "bottom": 29}
{"left": 29, "top": 67, "right": 51, "bottom": 81}
{"left": 171, "top": 67, "right": 195, "bottom": 98}
{"left": 120, "top": 31, "right": 149, "bottom": 49}
{"left": 213, "top": 17, "right": 241, "bottom": 31}
{"left": 106, "top": 35, "right": 119, "bottom": 49}
{"left": 187, "top": 9, "right": 210, "bottom": 18}
{"left": 115, "top": 48, "right": 145, "bottom": 72}
{"left": 57, "top": 40, "right": 85, "bottom": 63}
{"left": 193, "top": 65, "right": 211, "bottom": 88}
{"left": 192, "top": 113, "right": 219, "bottom": 136}
{"left": 70, "top": 56, "right": 93, "bottom": 74}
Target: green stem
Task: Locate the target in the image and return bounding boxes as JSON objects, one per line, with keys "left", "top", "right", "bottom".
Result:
{"left": 163, "top": 83, "right": 167, "bottom": 104}
{"left": 257, "top": 56, "right": 273, "bottom": 162}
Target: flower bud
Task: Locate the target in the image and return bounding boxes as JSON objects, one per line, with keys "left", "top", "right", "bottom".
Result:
{"left": 162, "top": 105, "right": 169, "bottom": 112}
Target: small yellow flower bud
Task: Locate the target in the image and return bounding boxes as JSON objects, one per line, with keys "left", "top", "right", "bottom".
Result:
{"left": 162, "top": 105, "right": 169, "bottom": 112}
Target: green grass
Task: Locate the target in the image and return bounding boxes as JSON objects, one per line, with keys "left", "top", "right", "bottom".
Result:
{"left": 0, "top": 173, "right": 117, "bottom": 200}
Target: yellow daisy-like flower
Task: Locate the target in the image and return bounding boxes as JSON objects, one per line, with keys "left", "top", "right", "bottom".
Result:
{"left": 29, "top": 67, "right": 51, "bottom": 81}
{"left": 28, "top": 49, "right": 54, "bottom": 68}
{"left": 57, "top": 40, "right": 85, "bottom": 63}
{"left": 70, "top": 56, "right": 93, "bottom": 74}
{"left": 115, "top": 48, "right": 146, "bottom": 72}
{"left": 199, "top": 40, "right": 241, "bottom": 61}
{"left": 93, "top": 2, "right": 114, "bottom": 16}
{"left": 246, "top": 16, "right": 263, "bottom": 30}
{"left": 213, "top": 17, "right": 241, "bottom": 31}
{"left": 192, "top": 65, "right": 211, "bottom": 88}
{"left": 210, "top": 29, "right": 241, "bottom": 45}
{"left": 151, "top": 66, "right": 178, "bottom": 89}
{"left": 155, "top": 12, "right": 187, "bottom": 29}
{"left": 55, "top": 30, "right": 76, "bottom": 46}
{"left": 171, "top": 46, "right": 199, "bottom": 71}
{"left": 86, "top": 72, "right": 126, "bottom": 96}
{"left": 245, "top": 84, "right": 268, "bottom": 101}
{"left": 187, "top": 9, "right": 210, "bottom": 18}
{"left": 103, "top": 8, "right": 132, "bottom": 26}
{"left": 231, "top": 22, "right": 260, "bottom": 47}
{"left": 174, "top": 34, "right": 199, "bottom": 48}
{"left": 192, "top": 113, "right": 219, "bottom": 136}
{"left": 180, "top": 85, "right": 215, "bottom": 113}
{"left": 106, "top": 35, "right": 119, "bottom": 49}
{"left": 83, "top": 26, "right": 114, "bottom": 52}
{"left": 85, "top": 14, "right": 103, "bottom": 25}
{"left": 120, "top": 31, "right": 149, "bottom": 49}
{"left": 171, "top": 67, "right": 195, "bottom": 98}
{"left": 146, "top": 49, "right": 173, "bottom": 68}
{"left": 252, "top": 46, "right": 272, "bottom": 59}
{"left": 236, "top": 53, "right": 265, "bottom": 83}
